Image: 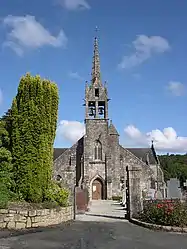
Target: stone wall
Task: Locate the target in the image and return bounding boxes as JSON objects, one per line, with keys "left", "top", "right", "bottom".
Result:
{"left": 53, "top": 137, "right": 84, "bottom": 201}
{"left": 0, "top": 206, "right": 73, "bottom": 230}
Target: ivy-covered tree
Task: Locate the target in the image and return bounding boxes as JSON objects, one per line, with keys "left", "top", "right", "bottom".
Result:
{"left": 0, "top": 119, "right": 13, "bottom": 188}
{"left": 0, "top": 118, "right": 14, "bottom": 208}
{"left": 11, "top": 73, "right": 59, "bottom": 203}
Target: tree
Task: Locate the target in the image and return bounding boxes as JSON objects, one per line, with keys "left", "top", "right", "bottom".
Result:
{"left": 0, "top": 119, "right": 13, "bottom": 188}
{"left": 159, "top": 154, "right": 187, "bottom": 188}
{"left": 11, "top": 73, "right": 59, "bottom": 202}
{"left": 0, "top": 119, "right": 14, "bottom": 208}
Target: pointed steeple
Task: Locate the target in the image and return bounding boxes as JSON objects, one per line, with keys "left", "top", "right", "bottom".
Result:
{"left": 151, "top": 140, "right": 154, "bottom": 150}
{"left": 91, "top": 28, "right": 101, "bottom": 86}
{"left": 109, "top": 120, "right": 119, "bottom": 136}
{"left": 151, "top": 140, "right": 160, "bottom": 165}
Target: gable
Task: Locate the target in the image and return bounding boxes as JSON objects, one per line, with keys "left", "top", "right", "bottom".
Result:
{"left": 53, "top": 136, "right": 84, "bottom": 162}
{"left": 53, "top": 148, "right": 68, "bottom": 161}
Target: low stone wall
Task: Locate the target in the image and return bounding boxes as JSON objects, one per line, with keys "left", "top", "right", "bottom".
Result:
{"left": 0, "top": 206, "right": 73, "bottom": 230}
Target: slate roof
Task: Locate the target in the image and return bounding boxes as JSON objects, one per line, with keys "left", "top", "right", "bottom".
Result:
{"left": 126, "top": 148, "right": 157, "bottom": 165}
{"left": 53, "top": 147, "right": 158, "bottom": 165}
{"left": 53, "top": 148, "right": 68, "bottom": 161}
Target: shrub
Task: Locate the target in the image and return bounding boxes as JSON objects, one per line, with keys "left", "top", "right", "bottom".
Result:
{"left": 0, "top": 183, "right": 10, "bottom": 209}
{"left": 41, "top": 201, "right": 60, "bottom": 210}
{"left": 139, "top": 199, "right": 187, "bottom": 227}
{"left": 44, "top": 181, "right": 69, "bottom": 207}
{"left": 0, "top": 181, "right": 23, "bottom": 209}
{"left": 112, "top": 196, "right": 122, "bottom": 202}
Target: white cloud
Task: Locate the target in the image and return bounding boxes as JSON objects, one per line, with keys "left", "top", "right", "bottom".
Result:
{"left": 59, "top": 0, "right": 90, "bottom": 10}
{"left": 167, "top": 81, "right": 185, "bottom": 96}
{"left": 124, "top": 125, "right": 187, "bottom": 153}
{"left": 2, "top": 15, "right": 67, "bottom": 55}
{"left": 57, "top": 120, "right": 85, "bottom": 143}
{"left": 68, "top": 71, "right": 84, "bottom": 81}
{"left": 55, "top": 119, "right": 187, "bottom": 153}
{"left": 0, "top": 89, "right": 3, "bottom": 105}
{"left": 119, "top": 35, "right": 170, "bottom": 69}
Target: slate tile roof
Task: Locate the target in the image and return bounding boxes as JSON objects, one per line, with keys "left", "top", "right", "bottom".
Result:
{"left": 126, "top": 148, "right": 157, "bottom": 165}
{"left": 53, "top": 147, "right": 158, "bottom": 165}
{"left": 53, "top": 148, "right": 68, "bottom": 161}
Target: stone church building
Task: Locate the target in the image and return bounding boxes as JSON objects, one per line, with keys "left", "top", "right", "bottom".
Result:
{"left": 53, "top": 36, "right": 165, "bottom": 203}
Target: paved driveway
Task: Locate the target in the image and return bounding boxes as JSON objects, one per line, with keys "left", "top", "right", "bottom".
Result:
{"left": 0, "top": 215, "right": 187, "bottom": 249}
{"left": 86, "top": 200, "right": 126, "bottom": 218}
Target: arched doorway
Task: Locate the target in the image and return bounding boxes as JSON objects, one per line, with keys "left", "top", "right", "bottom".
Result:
{"left": 92, "top": 178, "right": 103, "bottom": 200}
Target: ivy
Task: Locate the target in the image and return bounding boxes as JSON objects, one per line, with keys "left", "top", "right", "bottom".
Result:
{"left": 11, "top": 73, "right": 59, "bottom": 203}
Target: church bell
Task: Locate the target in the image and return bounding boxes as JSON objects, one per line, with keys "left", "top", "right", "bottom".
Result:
{"left": 89, "top": 107, "right": 95, "bottom": 116}
{"left": 98, "top": 107, "right": 104, "bottom": 115}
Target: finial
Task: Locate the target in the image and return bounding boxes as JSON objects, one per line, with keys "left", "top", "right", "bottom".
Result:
{"left": 95, "top": 26, "right": 99, "bottom": 38}
{"left": 151, "top": 140, "right": 154, "bottom": 148}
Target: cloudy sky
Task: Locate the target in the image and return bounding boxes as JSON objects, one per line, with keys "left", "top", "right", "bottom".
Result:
{"left": 0, "top": 0, "right": 187, "bottom": 153}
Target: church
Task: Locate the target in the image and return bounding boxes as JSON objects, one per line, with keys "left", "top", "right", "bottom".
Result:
{"left": 53, "top": 35, "right": 165, "bottom": 202}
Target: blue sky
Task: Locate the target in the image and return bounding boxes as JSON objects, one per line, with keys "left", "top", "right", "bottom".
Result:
{"left": 0, "top": 0, "right": 187, "bottom": 153}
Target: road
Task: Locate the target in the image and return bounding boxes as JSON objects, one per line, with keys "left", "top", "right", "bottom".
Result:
{"left": 0, "top": 215, "right": 187, "bottom": 249}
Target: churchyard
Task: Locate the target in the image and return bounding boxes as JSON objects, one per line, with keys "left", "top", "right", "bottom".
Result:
{"left": 1, "top": 73, "right": 187, "bottom": 240}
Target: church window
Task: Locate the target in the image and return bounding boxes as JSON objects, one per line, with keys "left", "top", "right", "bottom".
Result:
{"left": 94, "top": 140, "right": 102, "bottom": 160}
{"left": 56, "top": 175, "right": 62, "bottom": 182}
{"left": 150, "top": 177, "right": 155, "bottom": 189}
{"left": 95, "top": 88, "right": 99, "bottom": 97}
{"left": 88, "top": 101, "right": 96, "bottom": 118}
{"left": 98, "top": 101, "right": 105, "bottom": 118}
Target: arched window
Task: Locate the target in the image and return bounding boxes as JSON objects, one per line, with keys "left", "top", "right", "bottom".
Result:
{"left": 56, "top": 175, "right": 62, "bottom": 182}
{"left": 94, "top": 140, "right": 102, "bottom": 160}
{"left": 150, "top": 177, "right": 155, "bottom": 189}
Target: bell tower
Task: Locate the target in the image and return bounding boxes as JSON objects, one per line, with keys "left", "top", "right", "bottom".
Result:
{"left": 84, "top": 34, "right": 109, "bottom": 121}
{"left": 82, "top": 31, "right": 110, "bottom": 200}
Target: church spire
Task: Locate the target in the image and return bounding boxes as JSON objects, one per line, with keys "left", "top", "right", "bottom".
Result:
{"left": 91, "top": 27, "right": 101, "bottom": 86}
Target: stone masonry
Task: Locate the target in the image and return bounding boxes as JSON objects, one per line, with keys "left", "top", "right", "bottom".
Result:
{"left": 53, "top": 35, "right": 165, "bottom": 215}
{"left": 0, "top": 206, "right": 73, "bottom": 230}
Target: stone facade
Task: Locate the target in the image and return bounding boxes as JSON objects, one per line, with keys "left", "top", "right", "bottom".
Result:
{"left": 53, "top": 36, "right": 165, "bottom": 211}
{"left": 0, "top": 206, "right": 73, "bottom": 230}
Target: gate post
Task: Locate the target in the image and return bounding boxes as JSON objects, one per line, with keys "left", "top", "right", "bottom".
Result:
{"left": 126, "top": 166, "right": 142, "bottom": 220}
{"left": 73, "top": 185, "right": 76, "bottom": 220}
{"left": 126, "top": 166, "right": 131, "bottom": 220}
